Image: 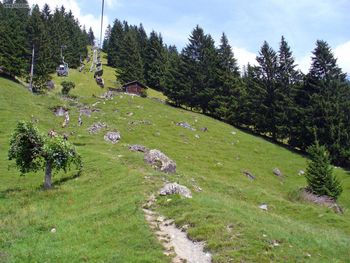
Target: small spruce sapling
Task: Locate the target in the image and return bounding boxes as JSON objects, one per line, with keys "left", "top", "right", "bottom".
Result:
{"left": 305, "top": 142, "right": 342, "bottom": 200}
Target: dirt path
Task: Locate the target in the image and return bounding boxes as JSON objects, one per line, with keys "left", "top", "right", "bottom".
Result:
{"left": 143, "top": 196, "right": 211, "bottom": 263}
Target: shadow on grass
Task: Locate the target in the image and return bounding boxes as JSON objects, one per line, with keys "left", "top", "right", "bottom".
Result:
{"left": 53, "top": 170, "right": 82, "bottom": 187}
{"left": 0, "top": 187, "right": 23, "bottom": 199}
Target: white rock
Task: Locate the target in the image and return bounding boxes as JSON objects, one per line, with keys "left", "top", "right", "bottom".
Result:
{"left": 50, "top": 228, "right": 56, "bottom": 233}
{"left": 259, "top": 204, "right": 268, "bottom": 211}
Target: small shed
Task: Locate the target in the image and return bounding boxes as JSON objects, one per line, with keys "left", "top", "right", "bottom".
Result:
{"left": 123, "top": 80, "right": 147, "bottom": 95}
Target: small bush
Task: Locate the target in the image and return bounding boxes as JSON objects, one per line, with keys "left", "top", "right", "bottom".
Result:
{"left": 61, "top": 81, "right": 75, "bottom": 95}
{"left": 140, "top": 89, "right": 147, "bottom": 98}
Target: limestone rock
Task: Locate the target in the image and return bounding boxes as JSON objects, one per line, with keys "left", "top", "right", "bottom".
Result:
{"left": 129, "top": 144, "right": 148, "bottom": 153}
{"left": 88, "top": 122, "right": 107, "bottom": 134}
{"left": 144, "top": 149, "right": 176, "bottom": 173}
{"left": 176, "top": 122, "right": 196, "bottom": 131}
{"left": 159, "top": 183, "right": 192, "bottom": 198}
{"left": 273, "top": 168, "right": 282, "bottom": 177}
{"left": 104, "top": 131, "right": 121, "bottom": 144}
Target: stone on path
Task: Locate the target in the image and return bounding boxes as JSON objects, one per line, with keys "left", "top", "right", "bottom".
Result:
{"left": 159, "top": 183, "right": 192, "bottom": 198}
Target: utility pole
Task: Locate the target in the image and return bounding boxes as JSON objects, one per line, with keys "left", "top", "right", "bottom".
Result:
{"left": 29, "top": 44, "right": 34, "bottom": 92}
{"left": 100, "top": 0, "right": 104, "bottom": 49}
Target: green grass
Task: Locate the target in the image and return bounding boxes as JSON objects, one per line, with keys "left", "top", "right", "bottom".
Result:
{"left": 1, "top": 54, "right": 350, "bottom": 262}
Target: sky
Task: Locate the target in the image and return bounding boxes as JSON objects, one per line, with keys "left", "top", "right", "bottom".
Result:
{"left": 28, "top": 0, "right": 350, "bottom": 75}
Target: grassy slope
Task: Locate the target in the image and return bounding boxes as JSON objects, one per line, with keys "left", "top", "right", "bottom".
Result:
{"left": 0, "top": 55, "right": 350, "bottom": 262}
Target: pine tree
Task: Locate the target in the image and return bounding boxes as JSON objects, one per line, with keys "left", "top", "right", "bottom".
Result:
{"left": 102, "top": 24, "right": 111, "bottom": 52}
{"left": 300, "top": 40, "right": 350, "bottom": 167}
{"left": 305, "top": 142, "right": 342, "bottom": 200}
{"left": 179, "top": 25, "right": 218, "bottom": 112}
{"left": 163, "top": 45, "right": 184, "bottom": 106}
{"left": 0, "top": 1, "right": 29, "bottom": 77}
{"left": 117, "top": 31, "right": 144, "bottom": 84}
{"left": 277, "top": 36, "right": 302, "bottom": 141}
{"left": 247, "top": 41, "right": 279, "bottom": 139}
{"left": 144, "top": 31, "right": 165, "bottom": 90}
{"left": 108, "top": 19, "right": 124, "bottom": 67}
{"left": 26, "top": 4, "right": 52, "bottom": 92}
{"left": 88, "top": 27, "right": 95, "bottom": 46}
{"left": 211, "top": 33, "right": 242, "bottom": 121}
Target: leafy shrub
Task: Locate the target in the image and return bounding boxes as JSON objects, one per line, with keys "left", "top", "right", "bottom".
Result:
{"left": 8, "top": 121, "right": 82, "bottom": 189}
{"left": 140, "top": 89, "right": 147, "bottom": 98}
{"left": 61, "top": 81, "right": 75, "bottom": 95}
{"left": 305, "top": 142, "right": 342, "bottom": 200}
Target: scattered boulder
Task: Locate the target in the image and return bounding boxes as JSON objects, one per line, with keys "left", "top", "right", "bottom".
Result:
{"left": 129, "top": 144, "right": 148, "bottom": 153}
{"left": 88, "top": 122, "right": 107, "bottom": 134}
{"left": 200, "top": 127, "right": 208, "bottom": 132}
{"left": 144, "top": 149, "right": 176, "bottom": 173}
{"left": 79, "top": 107, "right": 100, "bottom": 117}
{"left": 195, "top": 134, "right": 200, "bottom": 139}
{"left": 104, "top": 131, "right": 121, "bottom": 144}
{"left": 300, "top": 189, "right": 343, "bottom": 214}
{"left": 176, "top": 121, "right": 196, "bottom": 131}
{"left": 52, "top": 106, "right": 68, "bottom": 117}
{"left": 159, "top": 183, "right": 192, "bottom": 198}
{"left": 231, "top": 131, "right": 237, "bottom": 135}
{"left": 259, "top": 204, "right": 268, "bottom": 211}
{"left": 127, "top": 112, "right": 134, "bottom": 117}
{"left": 298, "top": 170, "right": 305, "bottom": 176}
{"left": 273, "top": 168, "right": 282, "bottom": 177}
{"left": 46, "top": 80, "right": 55, "bottom": 90}
{"left": 243, "top": 170, "right": 256, "bottom": 180}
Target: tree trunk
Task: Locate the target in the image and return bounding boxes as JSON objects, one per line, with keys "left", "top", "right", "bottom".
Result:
{"left": 44, "top": 160, "right": 52, "bottom": 189}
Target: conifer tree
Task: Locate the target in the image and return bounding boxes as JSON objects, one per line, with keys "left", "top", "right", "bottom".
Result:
{"left": 305, "top": 142, "right": 342, "bottom": 200}
{"left": 0, "top": 1, "right": 29, "bottom": 77}
{"left": 88, "top": 27, "right": 95, "bottom": 46}
{"left": 212, "top": 33, "right": 242, "bottom": 121}
{"left": 276, "top": 36, "right": 302, "bottom": 140}
{"left": 102, "top": 24, "right": 111, "bottom": 52}
{"left": 117, "top": 31, "right": 144, "bottom": 83}
{"left": 108, "top": 19, "right": 124, "bottom": 67}
{"left": 26, "top": 4, "right": 52, "bottom": 92}
{"left": 144, "top": 31, "right": 165, "bottom": 90}
{"left": 299, "top": 40, "right": 350, "bottom": 166}
{"left": 163, "top": 45, "right": 184, "bottom": 106}
{"left": 247, "top": 41, "right": 279, "bottom": 139}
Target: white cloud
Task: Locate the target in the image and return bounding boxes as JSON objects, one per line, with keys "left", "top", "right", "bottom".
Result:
{"left": 232, "top": 46, "right": 257, "bottom": 72}
{"left": 28, "top": 0, "right": 109, "bottom": 45}
{"left": 296, "top": 54, "right": 312, "bottom": 74}
{"left": 334, "top": 41, "right": 350, "bottom": 76}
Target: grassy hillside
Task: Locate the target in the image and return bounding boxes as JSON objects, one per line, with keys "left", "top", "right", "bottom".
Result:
{"left": 1, "top": 55, "right": 350, "bottom": 262}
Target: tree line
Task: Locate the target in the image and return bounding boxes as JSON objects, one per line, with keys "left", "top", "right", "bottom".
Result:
{"left": 105, "top": 21, "right": 350, "bottom": 168}
{"left": 0, "top": 1, "right": 90, "bottom": 92}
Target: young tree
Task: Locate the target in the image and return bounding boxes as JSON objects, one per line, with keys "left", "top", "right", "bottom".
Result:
{"left": 305, "top": 142, "right": 342, "bottom": 200}
{"left": 8, "top": 121, "right": 82, "bottom": 189}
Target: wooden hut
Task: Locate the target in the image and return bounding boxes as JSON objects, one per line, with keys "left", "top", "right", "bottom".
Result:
{"left": 123, "top": 81, "right": 147, "bottom": 95}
